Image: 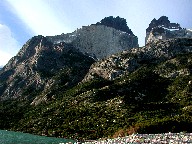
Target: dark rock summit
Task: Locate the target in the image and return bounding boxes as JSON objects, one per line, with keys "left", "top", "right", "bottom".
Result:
{"left": 146, "top": 16, "right": 192, "bottom": 44}
{"left": 146, "top": 16, "right": 181, "bottom": 33}
{"left": 96, "top": 16, "right": 134, "bottom": 35}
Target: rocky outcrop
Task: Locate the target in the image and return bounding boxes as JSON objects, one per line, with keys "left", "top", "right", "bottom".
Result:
{"left": 96, "top": 16, "right": 134, "bottom": 35}
{"left": 82, "top": 51, "right": 139, "bottom": 81}
{"left": 146, "top": 16, "right": 181, "bottom": 33}
{"left": 83, "top": 38, "right": 192, "bottom": 81}
{"left": 145, "top": 16, "right": 192, "bottom": 44}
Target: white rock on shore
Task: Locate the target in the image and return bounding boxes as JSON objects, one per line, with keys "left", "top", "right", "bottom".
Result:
{"left": 80, "top": 132, "right": 192, "bottom": 144}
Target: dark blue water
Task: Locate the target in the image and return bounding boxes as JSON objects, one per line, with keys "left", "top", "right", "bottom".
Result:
{"left": 0, "top": 130, "right": 76, "bottom": 144}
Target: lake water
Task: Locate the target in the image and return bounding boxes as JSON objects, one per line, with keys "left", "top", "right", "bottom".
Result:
{"left": 0, "top": 130, "right": 76, "bottom": 144}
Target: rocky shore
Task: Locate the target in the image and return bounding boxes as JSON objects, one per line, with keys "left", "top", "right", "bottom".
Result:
{"left": 80, "top": 132, "right": 192, "bottom": 144}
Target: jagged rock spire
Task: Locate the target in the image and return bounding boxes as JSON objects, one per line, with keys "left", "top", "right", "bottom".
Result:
{"left": 145, "top": 16, "right": 192, "bottom": 44}
{"left": 146, "top": 16, "right": 181, "bottom": 33}
{"left": 96, "top": 16, "right": 134, "bottom": 35}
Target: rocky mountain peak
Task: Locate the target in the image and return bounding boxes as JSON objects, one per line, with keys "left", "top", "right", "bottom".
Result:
{"left": 158, "top": 16, "right": 170, "bottom": 24}
{"left": 96, "top": 16, "right": 134, "bottom": 35}
{"left": 146, "top": 16, "right": 181, "bottom": 33}
{"left": 145, "top": 16, "right": 192, "bottom": 44}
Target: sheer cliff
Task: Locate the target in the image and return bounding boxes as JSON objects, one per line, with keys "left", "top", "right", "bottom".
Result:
{"left": 47, "top": 25, "right": 138, "bottom": 60}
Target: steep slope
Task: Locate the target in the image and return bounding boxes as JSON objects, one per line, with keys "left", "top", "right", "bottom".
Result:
{"left": 0, "top": 35, "right": 95, "bottom": 101}
{"left": 83, "top": 38, "right": 192, "bottom": 81}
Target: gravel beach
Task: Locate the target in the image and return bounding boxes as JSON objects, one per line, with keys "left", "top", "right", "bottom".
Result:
{"left": 79, "top": 132, "right": 192, "bottom": 144}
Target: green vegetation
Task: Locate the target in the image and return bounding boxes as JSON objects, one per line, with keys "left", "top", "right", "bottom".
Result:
{"left": 0, "top": 53, "right": 192, "bottom": 140}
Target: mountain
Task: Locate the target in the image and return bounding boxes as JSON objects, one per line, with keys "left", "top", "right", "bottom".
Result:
{"left": 0, "top": 16, "right": 192, "bottom": 140}
{"left": 0, "top": 16, "right": 138, "bottom": 101}
{"left": 145, "top": 16, "right": 192, "bottom": 44}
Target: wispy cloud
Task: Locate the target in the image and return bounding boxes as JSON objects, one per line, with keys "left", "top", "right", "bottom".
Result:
{"left": 0, "top": 24, "right": 20, "bottom": 66}
{"left": 6, "top": 0, "right": 72, "bottom": 36}
{"left": 0, "top": 50, "right": 12, "bottom": 67}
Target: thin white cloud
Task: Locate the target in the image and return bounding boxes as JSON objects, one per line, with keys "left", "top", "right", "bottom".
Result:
{"left": 6, "top": 0, "right": 72, "bottom": 36}
{"left": 0, "top": 24, "right": 20, "bottom": 66}
{"left": 0, "top": 50, "right": 12, "bottom": 67}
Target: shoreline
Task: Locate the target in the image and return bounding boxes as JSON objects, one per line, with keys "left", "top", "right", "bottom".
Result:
{"left": 77, "top": 132, "right": 192, "bottom": 144}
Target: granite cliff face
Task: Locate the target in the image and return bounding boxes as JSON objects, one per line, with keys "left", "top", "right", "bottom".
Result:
{"left": 146, "top": 16, "right": 192, "bottom": 44}
{"left": 47, "top": 25, "right": 138, "bottom": 60}
{"left": 47, "top": 17, "right": 138, "bottom": 60}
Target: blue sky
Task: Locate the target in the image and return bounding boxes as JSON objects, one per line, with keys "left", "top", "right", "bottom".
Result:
{"left": 0, "top": 0, "right": 192, "bottom": 66}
